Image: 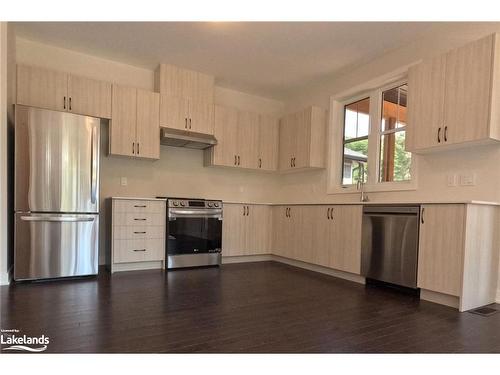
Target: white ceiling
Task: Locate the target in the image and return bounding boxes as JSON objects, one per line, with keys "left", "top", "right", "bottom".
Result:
{"left": 14, "top": 22, "right": 449, "bottom": 100}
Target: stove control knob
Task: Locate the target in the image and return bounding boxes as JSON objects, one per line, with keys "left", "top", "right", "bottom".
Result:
{"left": 180, "top": 201, "right": 186, "bottom": 207}
{"left": 214, "top": 202, "right": 219, "bottom": 208}
{"left": 207, "top": 202, "right": 213, "bottom": 208}
{"left": 173, "top": 201, "right": 179, "bottom": 207}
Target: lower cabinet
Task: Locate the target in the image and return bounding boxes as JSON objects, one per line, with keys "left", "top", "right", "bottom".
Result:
{"left": 272, "top": 205, "right": 363, "bottom": 275}
{"left": 417, "top": 204, "right": 499, "bottom": 311}
{"left": 110, "top": 198, "right": 166, "bottom": 273}
{"left": 222, "top": 204, "right": 272, "bottom": 256}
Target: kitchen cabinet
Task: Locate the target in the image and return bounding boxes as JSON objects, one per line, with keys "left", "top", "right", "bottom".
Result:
{"left": 16, "top": 64, "right": 112, "bottom": 118}
{"left": 273, "top": 205, "right": 362, "bottom": 274}
{"left": 406, "top": 33, "right": 500, "bottom": 153}
{"left": 110, "top": 84, "right": 160, "bottom": 160}
{"left": 278, "top": 106, "right": 326, "bottom": 171}
{"left": 110, "top": 198, "right": 166, "bottom": 273}
{"left": 222, "top": 204, "right": 272, "bottom": 256}
{"left": 205, "top": 105, "right": 279, "bottom": 171}
{"left": 155, "top": 64, "right": 215, "bottom": 136}
{"left": 418, "top": 204, "right": 499, "bottom": 311}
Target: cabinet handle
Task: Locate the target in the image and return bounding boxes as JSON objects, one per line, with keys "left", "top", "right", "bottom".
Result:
{"left": 133, "top": 231, "right": 146, "bottom": 234}
{"left": 285, "top": 207, "right": 289, "bottom": 217}
{"left": 185, "top": 118, "right": 188, "bottom": 129}
{"left": 290, "top": 158, "right": 293, "bottom": 167}
{"left": 133, "top": 249, "right": 146, "bottom": 252}
{"left": 288, "top": 207, "right": 291, "bottom": 218}
{"left": 234, "top": 155, "right": 237, "bottom": 165}
{"left": 189, "top": 118, "right": 192, "bottom": 129}
{"left": 330, "top": 208, "right": 334, "bottom": 221}
{"left": 69, "top": 97, "right": 72, "bottom": 111}
{"left": 134, "top": 205, "right": 147, "bottom": 208}
{"left": 294, "top": 157, "right": 296, "bottom": 167}
{"left": 63, "top": 96, "right": 66, "bottom": 110}
{"left": 237, "top": 155, "right": 240, "bottom": 165}
{"left": 137, "top": 143, "right": 140, "bottom": 155}
{"left": 437, "top": 127, "right": 441, "bottom": 143}
{"left": 444, "top": 126, "right": 448, "bottom": 142}
{"left": 246, "top": 206, "right": 249, "bottom": 216}
{"left": 258, "top": 158, "right": 262, "bottom": 168}
{"left": 134, "top": 218, "right": 147, "bottom": 221}
{"left": 421, "top": 207, "right": 425, "bottom": 224}
{"left": 132, "top": 142, "right": 135, "bottom": 154}
{"left": 327, "top": 207, "right": 330, "bottom": 219}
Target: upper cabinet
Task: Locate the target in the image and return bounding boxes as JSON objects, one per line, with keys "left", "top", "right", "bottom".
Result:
{"left": 406, "top": 33, "right": 500, "bottom": 153}
{"left": 278, "top": 106, "right": 326, "bottom": 171}
{"left": 204, "top": 105, "right": 279, "bottom": 171}
{"left": 110, "top": 84, "right": 160, "bottom": 160}
{"left": 155, "top": 64, "right": 215, "bottom": 135}
{"left": 17, "top": 64, "right": 112, "bottom": 119}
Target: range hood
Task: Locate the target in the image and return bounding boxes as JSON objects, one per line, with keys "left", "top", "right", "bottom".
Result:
{"left": 160, "top": 127, "right": 217, "bottom": 150}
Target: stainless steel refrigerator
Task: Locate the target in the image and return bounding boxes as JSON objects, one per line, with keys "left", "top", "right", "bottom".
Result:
{"left": 14, "top": 105, "right": 100, "bottom": 281}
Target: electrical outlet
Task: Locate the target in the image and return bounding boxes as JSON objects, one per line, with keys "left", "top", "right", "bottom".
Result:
{"left": 447, "top": 174, "right": 457, "bottom": 187}
{"left": 459, "top": 173, "right": 476, "bottom": 186}
{"left": 120, "top": 177, "right": 128, "bottom": 186}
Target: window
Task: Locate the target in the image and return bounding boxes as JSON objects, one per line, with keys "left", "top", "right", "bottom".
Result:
{"left": 379, "top": 84, "right": 411, "bottom": 182}
{"left": 335, "top": 79, "right": 414, "bottom": 191}
{"left": 342, "top": 98, "right": 369, "bottom": 185}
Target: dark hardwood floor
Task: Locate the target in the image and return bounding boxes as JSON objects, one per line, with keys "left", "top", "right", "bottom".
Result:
{"left": 1, "top": 261, "right": 499, "bottom": 353}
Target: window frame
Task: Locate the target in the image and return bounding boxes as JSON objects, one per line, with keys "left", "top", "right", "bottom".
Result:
{"left": 327, "top": 76, "right": 418, "bottom": 195}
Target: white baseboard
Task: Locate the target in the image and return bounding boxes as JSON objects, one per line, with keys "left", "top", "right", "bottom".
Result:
{"left": 420, "top": 289, "right": 460, "bottom": 309}
{"left": 222, "top": 254, "right": 365, "bottom": 285}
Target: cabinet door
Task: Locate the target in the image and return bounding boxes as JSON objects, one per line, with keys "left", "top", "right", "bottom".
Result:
{"left": 17, "top": 65, "right": 68, "bottom": 111}
{"left": 136, "top": 89, "right": 160, "bottom": 160}
{"left": 443, "top": 35, "right": 493, "bottom": 145}
{"left": 211, "top": 105, "right": 239, "bottom": 167}
{"left": 310, "top": 206, "right": 333, "bottom": 267}
{"left": 278, "top": 114, "right": 296, "bottom": 170}
{"left": 67, "top": 75, "right": 112, "bottom": 118}
{"left": 406, "top": 55, "right": 446, "bottom": 151}
{"left": 222, "top": 204, "right": 247, "bottom": 256}
{"left": 160, "top": 95, "right": 189, "bottom": 131}
{"left": 258, "top": 114, "right": 279, "bottom": 171}
{"left": 417, "top": 204, "right": 465, "bottom": 296}
{"left": 110, "top": 85, "right": 137, "bottom": 157}
{"left": 272, "top": 206, "right": 291, "bottom": 258}
{"left": 331, "top": 205, "right": 362, "bottom": 274}
{"left": 189, "top": 100, "right": 214, "bottom": 135}
{"left": 237, "top": 111, "right": 259, "bottom": 169}
{"left": 246, "top": 205, "right": 272, "bottom": 255}
{"left": 293, "top": 109, "right": 311, "bottom": 169}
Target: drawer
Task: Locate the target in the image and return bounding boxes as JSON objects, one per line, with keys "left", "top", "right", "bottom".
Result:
{"left": 113, "top": 225, "right": 165, "bottom": 240}
{"left": 113, "top": 238, "right": 165, "bottom": 263}
{"left": 113, "top": 199, "right": 165, "bottom": 214}
{"left": 113, "top": 212, "right": 165, "bottom": 227}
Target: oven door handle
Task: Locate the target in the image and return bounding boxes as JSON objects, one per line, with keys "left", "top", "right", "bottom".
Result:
{"left": 168, "top": 208, "right": 223, "bottom": 220}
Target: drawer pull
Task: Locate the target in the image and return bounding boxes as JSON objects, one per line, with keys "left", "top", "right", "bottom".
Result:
{"left": 134, "top": 218, "right": 147, "bottom": 221}
{"left": 133, "top": 249, "right": 146, "bottom": 252}
{"left": 133, "top": 231, "right": 146, "bottom": 234}
{"left": 134, "top": 205, "right": 147, "bottom": 208}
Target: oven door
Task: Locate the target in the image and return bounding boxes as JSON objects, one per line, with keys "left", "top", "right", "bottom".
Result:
{"left": 167, "top": 208, "right": 222, "bottom": 255}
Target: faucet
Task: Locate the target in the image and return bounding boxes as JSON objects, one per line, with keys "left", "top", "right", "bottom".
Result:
{"left": 356, "top": 163, "right": 369, "bottom": 202}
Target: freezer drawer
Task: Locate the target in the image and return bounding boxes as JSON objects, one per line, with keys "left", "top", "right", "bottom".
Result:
{"left": 14, "top": 213, "right": 99, "bottom": 280}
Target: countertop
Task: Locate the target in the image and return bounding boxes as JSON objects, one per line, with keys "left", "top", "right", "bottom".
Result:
{"left": 111, "top": 196, "right": 167, "bottom": 201}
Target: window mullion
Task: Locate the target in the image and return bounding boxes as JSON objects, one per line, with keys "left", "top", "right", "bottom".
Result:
{"left": 366, "top": 90, "right": 380, "bottom": 186}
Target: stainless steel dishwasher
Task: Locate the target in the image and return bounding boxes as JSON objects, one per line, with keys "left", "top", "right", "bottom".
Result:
{"left": 361, "top": 206, "right": 420, "bottom": 289}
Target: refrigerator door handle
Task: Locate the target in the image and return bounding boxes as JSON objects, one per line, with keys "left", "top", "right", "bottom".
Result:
{"left": 91, "top": 125, "right": 98, "bottom": 204}
{"left": 20, "top": 216, "right": 95, "bottom": 222}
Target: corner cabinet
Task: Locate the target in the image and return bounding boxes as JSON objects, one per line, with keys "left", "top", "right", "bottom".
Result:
{"left": 406, "top": 33, "right": 500, "bottom": 153}
{"left": 204, "top": 105, "right": 279, "bottom": 171}
{"left": 110, "top": 84, "right": 160, "bottom": 160}
{"left": 222, "top": 204, "right": 272, "bottom": 256}
{"left": 417, "top": 204, "right": 499, "bottom": 311}
{"left": 17, "top": 64, "right": 112, "bottom": 118}
{"left": 155, "top": 64, "right": 215, "bottom": 136}
{"left": 278, "top": 106, "right": 326, "bottom": 171}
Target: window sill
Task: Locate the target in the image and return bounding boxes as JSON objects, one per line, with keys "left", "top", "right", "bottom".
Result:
{"left": 327, "top": 181, "right": 417, "bottom": 195}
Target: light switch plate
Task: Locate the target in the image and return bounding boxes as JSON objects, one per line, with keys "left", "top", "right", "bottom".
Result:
{"left": 120, "top": 177, "right": 128, "bottom": 186}
{"left": 447, "top": 174, "right": 457, "bottom": 187}
{"left": 459, "top": 173, "right": 476, "bottom": 186}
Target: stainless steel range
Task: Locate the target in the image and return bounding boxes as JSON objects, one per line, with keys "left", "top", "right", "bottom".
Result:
{"left": 162, "top": 198, "right": 223, "bottom": 269}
